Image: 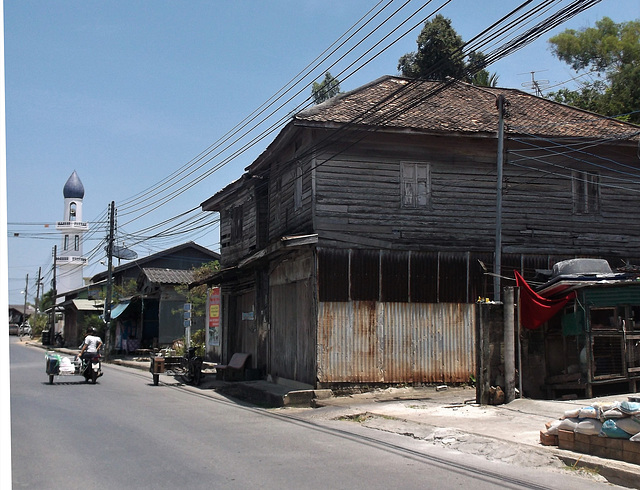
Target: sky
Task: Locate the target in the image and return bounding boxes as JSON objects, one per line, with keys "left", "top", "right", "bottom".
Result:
{"left": 4, "top": 0, "right": 640, "bottom": 305}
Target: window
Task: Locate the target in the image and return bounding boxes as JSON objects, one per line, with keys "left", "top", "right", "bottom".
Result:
{"left": 64, "top": 235, "right": 69, "bottom": 251}
{"left": 69, "top": 202, "right": 77, "bottom": 221}
{"left": 294, "top": 162, "right": 303, "bottom": 210}
{"left": 572, "top": 171, "right": 600, "bottom": 214}
{"left": 231, "top": 206, "right": 243, "bottom": 242}
{"left": 74, "top": 235, "right": 79, "bottom": 251}
{"left": 401, "top": 162, "right": 431, "bottom": 208}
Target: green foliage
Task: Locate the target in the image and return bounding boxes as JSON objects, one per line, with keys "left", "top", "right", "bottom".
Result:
{"left": 312, "top": 72, "right": 341, "bottom": 104}
{"left": 548, "top": 17, "right": 640, "bottom": 123}
{"left": 113, "top": 279, "right": 138, "bottom": 304}
{"left": 39, "top": 289, "right": 56, "bottom": 312}
{"left": 191, "top": 328, "right": 206, "bottom": 356}
{"left": 31, "top": 313, "right": 48, "bottom": 337}
{"left": 398, "top": 15, "right": 498, "bottom": 86}
{"left": 83, "top": 314, "right": 106, "bottom": 338}
{"left": 174, "top": 261, "right": 220, "bottom": 318}
{"left": 174, "top": 329, "right": 205, "bottom": 357}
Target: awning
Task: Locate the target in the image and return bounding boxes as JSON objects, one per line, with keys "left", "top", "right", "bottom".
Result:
{"left": 71, "top": 299, "right": 104, "bottom": 312}
{"left": 110, "top": 301, "right": 132, "bottom": 319}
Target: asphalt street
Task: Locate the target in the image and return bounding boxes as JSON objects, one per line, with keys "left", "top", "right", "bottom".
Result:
{"left": 9, "top": 337, "right": 634, "bottom": 489}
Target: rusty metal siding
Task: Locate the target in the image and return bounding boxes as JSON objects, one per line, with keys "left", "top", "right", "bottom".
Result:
{"left": 317, "top": 301, "right": 475, "bottom": 384}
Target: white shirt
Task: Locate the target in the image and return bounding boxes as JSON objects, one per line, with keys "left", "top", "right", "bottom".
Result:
{"left": 83, "top": 335, "right": 102, "bottom": 353}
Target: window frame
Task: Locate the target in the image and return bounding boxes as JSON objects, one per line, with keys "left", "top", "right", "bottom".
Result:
{"left": 572, "top": 170, "right": 600, "bottom": 215}
{"left": 401, "top": 162, "right": 431, "bottom": 209}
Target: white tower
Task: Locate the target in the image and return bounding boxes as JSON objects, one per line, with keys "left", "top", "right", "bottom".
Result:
{"left": 56, "top": 171, "right": 89, "bottom": 294}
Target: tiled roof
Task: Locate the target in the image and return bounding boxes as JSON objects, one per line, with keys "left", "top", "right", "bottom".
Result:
{"left": 295, "top": 76, "right": 640, "bottom": 140}
{"left": 142, "top": 268, "right": 195, "bottom": 285}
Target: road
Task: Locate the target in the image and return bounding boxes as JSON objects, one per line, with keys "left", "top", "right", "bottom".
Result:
{"left": 9, "top": 338, "right": 622, "bottom": 489}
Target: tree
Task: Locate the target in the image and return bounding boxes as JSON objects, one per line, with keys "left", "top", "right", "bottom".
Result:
{"left": 398, "top": 15, "right": 498, "bottom": 85}
{"left": 39, "top": 289, "right": 56, "bottom": 313}
{"left": 174, "top": 261, "right": 219, "bottom": 318}
{"left": 173, "top": 261, "right": 220, "bottom": 356}
{"left": 548, "top": 17, "right": 640, "bottom": 123}
{"left": 113, "top": 279, "right": 137, "bottom": 304}
{"left": 311, "top": 72, "right": 341, "bottom": 104}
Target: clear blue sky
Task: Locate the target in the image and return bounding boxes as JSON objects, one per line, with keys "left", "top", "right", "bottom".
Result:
{"left": 5, "top": 0, "right": 639, "bottom": 304}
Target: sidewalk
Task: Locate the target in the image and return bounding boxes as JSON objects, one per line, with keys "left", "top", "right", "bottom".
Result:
{"left": 34, "top": 341, "right": 640, "bottom": 488}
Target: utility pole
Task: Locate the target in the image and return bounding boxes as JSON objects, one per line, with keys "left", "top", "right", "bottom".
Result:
{"left": 104, "top": 201, "right": 115, "bottom": 359}
{"left": 35, "top": 266, "right": 42, "bottom": 320}
{"left": 50, "top": 246, "right": 57, "bottom": 343}
{"left": 494, "top": 95, "right": 505, "bottom": 302}
{"left": 21, "top": 274, "right": 29, "bottom": 339}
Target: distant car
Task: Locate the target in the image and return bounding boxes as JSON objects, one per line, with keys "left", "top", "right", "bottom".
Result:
{"left": 19, "top": 324, "right": 32, "bottom": 336}
{"left": 9, "top": 323, "right": 19, "bottom": 335}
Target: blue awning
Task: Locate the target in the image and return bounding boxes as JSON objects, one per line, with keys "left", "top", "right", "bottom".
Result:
{"left": 110, "top": 301, "right": 131, "bottom": 319}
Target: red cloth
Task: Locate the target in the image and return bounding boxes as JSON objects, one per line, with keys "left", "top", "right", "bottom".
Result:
{"left": 514, "top": 270, "right": 575, "bottom": 330}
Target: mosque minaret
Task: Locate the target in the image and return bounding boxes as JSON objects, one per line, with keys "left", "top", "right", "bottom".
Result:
{"left": 56, "top": 171, "right": 89, "bottom": 295}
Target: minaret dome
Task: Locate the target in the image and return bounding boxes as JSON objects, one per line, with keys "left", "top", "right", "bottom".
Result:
{"left": 63, "top": 170, "right": 85, "bottom": 199}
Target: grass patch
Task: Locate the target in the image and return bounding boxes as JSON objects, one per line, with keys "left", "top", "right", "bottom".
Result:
{"left": 563, "top": 457, "right": 600, "bottom": 477}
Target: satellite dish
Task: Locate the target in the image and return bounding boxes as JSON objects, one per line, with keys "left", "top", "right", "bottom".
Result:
{"left": 105, "top": 245, "right": 138, "bottom": 260}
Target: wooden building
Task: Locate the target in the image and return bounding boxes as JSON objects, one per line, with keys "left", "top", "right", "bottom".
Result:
{"left": 529, "top": 259, "right": 640, "bottom": 398}
{"left": 201, "top": 76, "right": 640, "bottom": 389}
{"left": 86, "top": 242, "right": 219, "bottom": 349}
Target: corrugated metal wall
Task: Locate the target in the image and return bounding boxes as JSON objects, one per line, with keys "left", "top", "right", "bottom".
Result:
{"left": 317, "top": 301, "right": 475, "bottom": 384}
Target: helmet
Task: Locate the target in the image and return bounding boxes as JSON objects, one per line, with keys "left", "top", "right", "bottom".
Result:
{"left": 87, "top": 327, "right": 96, "bottom": 334}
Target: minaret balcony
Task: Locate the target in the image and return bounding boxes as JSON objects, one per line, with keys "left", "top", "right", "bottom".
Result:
{"left": 56, "top": 256, "right": 88, "bottom": 265}
{"left": 56, "top": 221, "right": 88, "bottom": 230}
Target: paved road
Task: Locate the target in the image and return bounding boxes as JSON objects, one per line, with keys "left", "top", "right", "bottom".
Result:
{"left": 9, "top": 338, "right": 623, "bottom": 489}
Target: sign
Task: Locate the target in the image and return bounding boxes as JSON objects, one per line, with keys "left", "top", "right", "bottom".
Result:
{"left": 207, "top": 288, "right": 221, "bottom": 346}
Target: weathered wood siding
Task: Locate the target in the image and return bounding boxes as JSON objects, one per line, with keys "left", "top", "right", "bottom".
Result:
{"left": 313, "top": 131, "right": 640, "bottom": 259}
{"left": 269, "top": 252, "right": 316, "bottom": 384}
{"left": 217, "top": 185, "right": 256, "bottom": 267}
{"left": 267, "top": 133, "right": 315, "bottom": 243}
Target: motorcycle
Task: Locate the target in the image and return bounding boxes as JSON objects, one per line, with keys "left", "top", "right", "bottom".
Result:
{"left": 80, "top": 353, "right": 103, "bottom": 384}
{"left": 181, "top": 346, "right": 203, "bottom": 386}
{"left": 45, "top": 350, "right": 103, "bottom": 385}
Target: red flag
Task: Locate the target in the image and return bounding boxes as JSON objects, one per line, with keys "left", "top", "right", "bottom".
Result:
{"left": 514, "top": 270, "right": 575, "bottom": 330}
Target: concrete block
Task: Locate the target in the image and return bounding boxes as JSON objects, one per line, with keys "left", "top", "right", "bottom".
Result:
{"left": 622, "top": 450, "right": 640, "bottom": 465}
{"left": 604, "top": 438, "right": 624, "bottom": 451}
{"left": 588, "top": 435, "right": 607, "bottom": 448}
{"left": 622, "top": 439, "right": 640, "bottom": 455}
{"left": 283, "top": 390, "right": 315, "bottom": 407}
{"left": 558, "top": 430, "right": 575, "bottom": 451}
{"left": 313, "top": 389, "right": 333, "bottom": 400}
{"left": 589, "top": 444, "right": 610, "bottom": 459}
{"left": 540, "top": 430, "right": 558, "bottom": 446}
{"left": 574, "top": 433, "right": 591, "bottom": 444}
{"left": 574, "top": 439, "right": 590, "bottom": 453}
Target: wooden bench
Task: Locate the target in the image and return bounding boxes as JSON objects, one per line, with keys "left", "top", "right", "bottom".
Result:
{"left": 212, "top": 353, "right": 250, "bottom": 381}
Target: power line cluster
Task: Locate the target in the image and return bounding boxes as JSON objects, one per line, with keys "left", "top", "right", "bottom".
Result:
{"left": 12, "top": 0, "right": 638, "bottom": 300}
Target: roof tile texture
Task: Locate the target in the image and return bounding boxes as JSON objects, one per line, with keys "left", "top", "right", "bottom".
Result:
{"left": 296, "top": 76, "right": 639, "bottom": 140}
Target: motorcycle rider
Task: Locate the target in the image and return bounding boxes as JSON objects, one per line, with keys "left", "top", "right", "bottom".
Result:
{"left": 79, "top": 327, "right": 103, "bottom": 367}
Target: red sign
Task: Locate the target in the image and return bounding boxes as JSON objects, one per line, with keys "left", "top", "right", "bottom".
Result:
{"left": 207, "top": 287, "right": 221, "bottom": 346}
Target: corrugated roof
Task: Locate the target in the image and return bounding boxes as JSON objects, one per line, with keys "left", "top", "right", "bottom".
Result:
{"left": 295, "top": 76, "right": 640, "bottom": 140}
{"left": 71, "top": 299, "right": 104, "bottom": 311}
{"left": 142, "top": 268, "right": 195, "bottom": 284}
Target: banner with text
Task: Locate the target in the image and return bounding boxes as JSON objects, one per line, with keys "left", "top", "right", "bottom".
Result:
{"left": 207, "top": 287, "right": 221, "bottom": 346}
